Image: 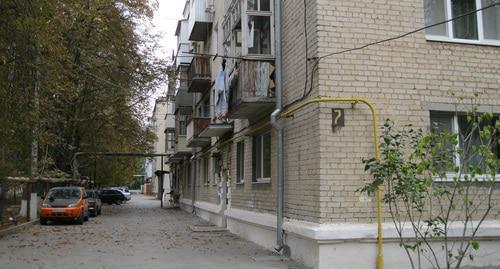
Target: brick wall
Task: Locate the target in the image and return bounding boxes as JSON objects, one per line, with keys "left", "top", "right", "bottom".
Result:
{"left": 315, "top": 0, "right": 500, "bottom": 223}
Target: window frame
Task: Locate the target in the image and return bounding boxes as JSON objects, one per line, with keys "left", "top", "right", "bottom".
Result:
{"left": 202, "top": 157, "right": 210, "bottom": 186}
{"left": 165, "top": 129, "right": 176, "bottom": 152}
{"left": 430, "top": 111, "right": 500, "bottom": 182}
{"left": 223, "top": 0, "right": 275, "bottom": 57}
{"left": 178, "top": 115, "right": 188, "bottom": 136}
{"left": 243, "top": 0, "right": 274, "bottom": 56}
{"left": 252, "top": 131, "right": 271, "bottom": 183}
{"left": 213, "top": 156, "right": 221, "bottom": 186}
{"left": 424, "top": 0, "right": 500, "bottom": 46}
{"left": 236, "top": 141, "right": 245, "bottom": 184}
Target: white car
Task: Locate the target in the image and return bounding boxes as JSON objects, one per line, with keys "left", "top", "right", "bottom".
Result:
{"left": 112, "top": 187, "right": 131, "bottom": 201}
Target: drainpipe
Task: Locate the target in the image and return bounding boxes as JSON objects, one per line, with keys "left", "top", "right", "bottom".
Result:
{"left": 191, "top": 92, "right": 197, "bottom": 213}
{"left": 190, "top": 155, "right": 196, "bottom": 213}
{"left": 271, "top": 0, "right": 286, "bottom": 253}
{"left": 282, "top": 97, "right": 384, "bottom": 269}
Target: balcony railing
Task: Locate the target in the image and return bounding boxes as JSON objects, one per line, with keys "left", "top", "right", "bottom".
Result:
{"left": 187, "top": 57, "right": 211, "bottom": 94}
{"left": 186, "top": 117, "right": 211, "bottom": 147}
{"left": 188, "top": 0, "right": 213, "bottom": 41}
{"left": 228, "top": 60, "right": 276, "bottom": 122}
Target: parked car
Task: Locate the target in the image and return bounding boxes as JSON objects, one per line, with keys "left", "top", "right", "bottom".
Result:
{"left": 85, "top": 190, "right": 102, "bottom": 217}
{"left": 112, "top": 187, "right": 131, "bottom": 201}
{"left": 39, "top": 187, "right": 89, "bottom": 225}
{"left": 99, "top": 189, "right": 126, "bottom": 205}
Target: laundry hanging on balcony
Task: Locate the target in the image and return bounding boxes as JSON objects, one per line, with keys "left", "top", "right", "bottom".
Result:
{"left": 215, "top": 65, "right": 228, "bottom": 119}
{"left": 247, "top": 19, "right": 255, "bottom": 48}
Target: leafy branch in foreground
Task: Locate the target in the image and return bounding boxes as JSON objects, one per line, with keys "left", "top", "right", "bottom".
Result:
{"left": 360, "top": 98, "right": 499, "bottom": 269}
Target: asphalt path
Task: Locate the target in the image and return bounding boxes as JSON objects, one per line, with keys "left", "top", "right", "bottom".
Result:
{"left": 0, "top": 194, "right": 304, "bottom": 269}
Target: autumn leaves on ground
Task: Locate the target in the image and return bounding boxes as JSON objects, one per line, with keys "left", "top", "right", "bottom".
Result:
{"left": 0, "top": 194, "right": 303, "bottom": 269}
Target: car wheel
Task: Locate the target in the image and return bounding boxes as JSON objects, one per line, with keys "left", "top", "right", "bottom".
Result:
{"left": 108, "top": 202, "right": 112, "bottom": 205}
{"left": 40, "top": 218, "right": 48, "bottom": 225}
{"left": 84, "top": 211, "right": 89, "bottom": 222}
{"left": 76, "top": 212, "right": 84, "bottom": 225}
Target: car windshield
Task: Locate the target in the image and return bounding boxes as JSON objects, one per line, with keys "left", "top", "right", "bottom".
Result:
{"left": 102, "top": 189, "right": 118, "bottom": 194}
{"left": 48, "top": 189, "right": 80, "bottom": 199}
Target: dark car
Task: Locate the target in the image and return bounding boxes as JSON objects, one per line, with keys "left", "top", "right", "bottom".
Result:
{"left": 99, "top": 189, "right": 126, "bottom": 205}
{"left": 85, "top": 190, "right": 102, "bottom": 216}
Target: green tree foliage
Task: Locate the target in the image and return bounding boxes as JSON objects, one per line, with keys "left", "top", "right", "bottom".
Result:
{"left": 360, "top": 97, "right": 499, "bottom": 269}
{"left": 0, "top": 0, "right": 163, "bottom": 185}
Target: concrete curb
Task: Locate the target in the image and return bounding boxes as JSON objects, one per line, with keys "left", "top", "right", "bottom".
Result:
{"left": 0, "top": 219, "right": 39, "bottom": 237}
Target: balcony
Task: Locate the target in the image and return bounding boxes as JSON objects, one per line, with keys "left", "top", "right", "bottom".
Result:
{"left": 186, "top": 117, "right": 211, "bottom": 147}
{"left": 175, "top": 87, "right": 192, "bottom": 109}
{"left": 169, "top": 135, "right": 192, "bottom": 163}
{"left": 188, "top": 0, "right": 213, "bottom": 41}
{"left": 177, "top": 65, "right": 189, "bottom": 91}
{"left": 187, "top": 57, "right": 211, "bottom": 94}
{"left": 175, "top": 20, "right": 192, "bottom": 68}
{"left": 228, "top": 60, "right": 276, "bottom": 122}
{"left": 199, "top": 122, "right": 233, "bottom": 138}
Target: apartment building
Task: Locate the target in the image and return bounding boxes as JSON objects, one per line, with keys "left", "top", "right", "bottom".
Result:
{"left": 145, "top": 96, "right": 175, "bottom": 200}
{"left": 168, "top": 0, "right": 500, "bottom": 268}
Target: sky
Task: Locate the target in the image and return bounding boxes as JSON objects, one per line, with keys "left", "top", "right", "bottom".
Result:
{"left": 145, "top": 0, "right": 186, "bottom": 114}
{"left": 151, "top": 0, "right": 186, "bottom": 61}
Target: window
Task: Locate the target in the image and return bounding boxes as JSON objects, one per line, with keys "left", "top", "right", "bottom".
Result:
{"left": 179, "top": 115, "right": 187, "bottom": 136}
{"left": 213, "top": 156, "right": 221, "bottom": 184}
{"left": 202, "top": 98, "right": 210, "bottom": 118}
{"left": 236, "top": 141, "right": 245, "bottom": 183}
{"left": 424, "top": 0, "right": 500, "bottom": 44}
{"left": 248, "top": 0, "right": 270, "bottom": 11}
{"left": 203, "top": 157, "right": 209, "bottom": 185}
{"left": 166, "top": 130, "right": 175, "bottom": 151}
{"left": 252, "top": 132, "right": 271, "bottom": 182}
{"left": 430, "top": 111, "right": 500, "bottom": 177}
{"left": 247, "top": 16, "right": 272, "bottom": 55}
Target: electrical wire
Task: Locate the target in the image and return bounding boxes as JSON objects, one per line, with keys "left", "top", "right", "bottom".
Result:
{"left": 286, "top": 0, "right": 500, "bottom": 108}
{"left": 302, "top": 0, "right": 309, "bottom": 98}
{"left": 179, "top": 51, "right": 274, "bottom": 61}
{"left": 313, "top": 1, "right": 500, "bottom": 61}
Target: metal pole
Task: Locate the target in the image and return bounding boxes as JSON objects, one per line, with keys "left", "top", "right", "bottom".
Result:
{"left": 93, "top": 157, "right": 97, "bottom": 187}
{"left": 161, "top": 156, "right": 164, "bottom": 208}
{"left": 271, "top": 0, "right": 286, "bottom": 253}
{"left": 26, "top": 183, "right": 31, "bottom": 221}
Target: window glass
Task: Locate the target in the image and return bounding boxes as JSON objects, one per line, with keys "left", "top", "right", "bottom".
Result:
{"left": 204, "top": 158, "right": 209, "bottom": 184}
{"left": 213, "top": 156, "right": 221, "bottom": 183}
{"left": 424, "top": 0, "right": 448, "bottom": 36}
{"left": 49, "top": 189, "right": 80, "bottom": 199}
{"left": 430, "top": 112, "right": 456, "bottom": 171}
{"left": 237, "top": 142, "right": 245, "bottom": 183}
{"left": 431, "top": 112, "right": 500, "bottom": 173}
{"left": 248, "top": 0, "right": 257, "bottom": 10}
{"left": 457, "top": 115, "right": 499, "bottom": 170}
{"left": 179, "top": 116, "right": 187, "bottom": 136}
{"left": 263, "top": 132, "right": 271, "bottom": 178}
{"left": 247, "top": 16, "right": 271, "bottom": 55}
{"left": 430, "top": 112, "right": 453, "bottom": 133}
{"left": 202, "top": 99, "right": 210, "bottom": 117}
{"left": 452, "top": 0, "right": 478, "bottom": 40}
{"left": 252, "top": 132, "right": 271, "bottom": 181}
{"left": 255, "top": 135, "right": 262, "bottom": 178}
{"left": 260, "top": 0, "right": 270, "bottom": 11}
{"left": 482, "top": 0, "right": 500, "bottom": 40}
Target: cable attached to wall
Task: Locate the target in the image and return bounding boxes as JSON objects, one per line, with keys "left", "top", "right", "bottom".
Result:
{"left": 285, "top": 1, "right": 500, "bottom": 109}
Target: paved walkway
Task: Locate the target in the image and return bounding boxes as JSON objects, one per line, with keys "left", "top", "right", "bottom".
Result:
{"left": 0, "top": 194, "right": 304, "bottom": 269}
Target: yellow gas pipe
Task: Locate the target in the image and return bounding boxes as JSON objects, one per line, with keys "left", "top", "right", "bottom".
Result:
{"left": 281, "top": 97, "right": 384, "bottom": 269}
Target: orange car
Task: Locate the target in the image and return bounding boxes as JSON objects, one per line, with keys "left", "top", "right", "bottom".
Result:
{"left": 40, "top": 187, "right": 89, "bottom": 225}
